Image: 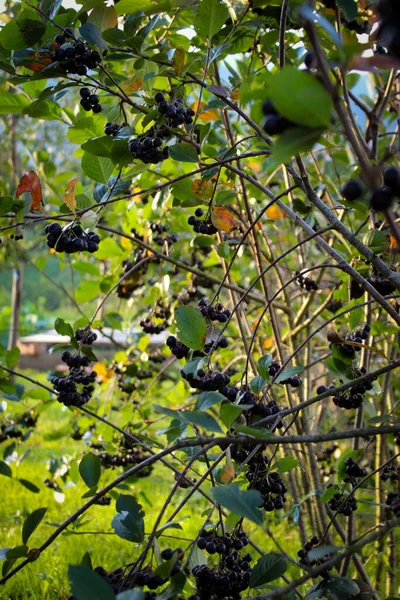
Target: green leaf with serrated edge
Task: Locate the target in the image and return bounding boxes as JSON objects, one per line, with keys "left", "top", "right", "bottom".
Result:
{"left": 274, "top": 456, "right": 299, "bottom": 474}
{"left": 234, "top": 424, "right": 274, "bottom": 439}
{"left": 274, "top": 365, "right": 304, "bottom": 384}
{"left": 81, "top": 153, "right": 114, "bottom": 184}
{"left": 211, "top": 485, "right": 263, "bottom": 525}
{"left": 19, "top": 479, "right": 40, "bottom": 493}
{"left": 250, "top": 376, "right": 266, "bottom": 394}
{"left": 219, "top": 404, "right": 245, "bottom": 429}
{"left": 257, "top": 354, "right": 273, "bottom": 379}
{"left": 154, "top": 404, "right": 223, "bottom": 433}
{"left": 175, "top": 306, "right": 207, "bottom": 350}
{"left": 269, "top": 68, "right": 333, "bottom": 129}
{"left": 81, "top": 136, "right": 113, "bottom": 158}
{"left": 79, "top": 453, "right": 101, "bottom": 489}
{"left": 195, "top": 0, "right": 228, "bottom": 39}
{"left": 114, "top": 494, "right": 145, "bottom": 542}
{"left": 22, "top": 507, "right": 47, "bottom": 545}
{"left": 69, "top": 565, "right": 116, "bottom": 600}
{"left": 0, "top": 461, "right": 12, "bottom": 477}
{"left": 307, "top": 545, "right": 342, "bottom": 562}
{"left": 54, "top": 318, "right": 74, "bottom": 338}
{"left": 196, "top": 391, "right": 225, "bottom": 411}
{"left": 249, "top": 553, "right": 287, "bottom": 588}
{"left": 169, "top": 143, "right": 199, "bottom": 163}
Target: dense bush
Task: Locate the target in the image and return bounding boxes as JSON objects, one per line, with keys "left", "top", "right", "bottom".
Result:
{"left": 0, "top": 0, "right": 400, "bottom": 599}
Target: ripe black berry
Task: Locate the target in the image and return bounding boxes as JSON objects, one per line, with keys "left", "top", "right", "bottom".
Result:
{"left": 341, "top": 179, "right": 363, "bottom": 201}
{"left": 370, "top": 186, "right": 393, "bottom": 211}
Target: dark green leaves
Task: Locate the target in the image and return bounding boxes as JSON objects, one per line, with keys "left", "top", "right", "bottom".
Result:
{"left": 112, "top": 494, "right": 145, "bottom": 543}
{"left": 336, "top": 0, "right": 358, "bottom": 21}
{"left": 169, "top": 143, "right": 199, "bottom": 163}
{"left": 22, "top": 507, "right": 47, "bottom": 545}
{"left": 274, "top": 365, "right": 304, "bottom": 384}
{"left": 0, "top": 461, "right": 12, "bottom": 478}
{"left": 211, "top": 485, "right": 264, "bottom": 525}
{"left": 269, "top": 68, "right": 333, "bottom": 129}
{"left": 5, "top": 347, "right": 20, "bottom": 369}
{"left": 195, "top": 0, "right": 229, "bottom": 39}
{"left": 79, "top": 453, "right": 102, "bottom": 489}
{"left": 306, "top": 575, "right": 360, "bottom": 600}
{"left": 154, "top": 405, "right": 223, "bottom": 433}
{"left": 69, "top": 565, "right": 116, "bottom": 600}
{"left": 196, "top": 391, "right": 225, "bottom": 411}
{"left": 81, "top": 153, "right": 114, "bottom": 184}
{"left": 54, "top": 318, "right": 74, "bottom": 338}
{"left": 175, "top": 306, "right": 206, "bottom": 351}
{"left": 272, "top": 127, "right": 323, "bottom": 163}
{"left": 249, "top": 553, "right": 287, "bottom": 588}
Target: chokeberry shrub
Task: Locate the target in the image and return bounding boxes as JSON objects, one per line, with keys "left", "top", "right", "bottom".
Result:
{"left": 0, "top": 1, "right": 399, "bottom": 599}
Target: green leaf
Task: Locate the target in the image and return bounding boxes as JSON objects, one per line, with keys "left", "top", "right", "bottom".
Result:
{"left": 249, "top": 376, "right": 266, "bottom": 394}
{"left": 321, "top": 485, "right": 340, "bottom": 503}
{"left": 195, "top": 0, "right": 229, "bottom": 39}
{"left": 79, "top": 454, "right": 101, "bottom": 489}
{"left": 308, "top": 545, "right": 341, "bottom": 562}
{"left": 275, "top": 456, "right": 299, "bottom": 474}
{"left": 249, "top": 553, "right": 287, "bottom": 588}
{"left": 102, "top": 28, "right": 127, "bottom": 45}
{"left": 5, "top": 347, "right": 20, "bottom": 369}
{"left": 54, "top": 318, "right": 74, "bottom": 338}
{"left": 112, "top": 494, "right": 145, "bottom": 543}
{"left": 18, "top": 479, "right": 40, "bottom": 493}
{"left": 22, "top": 507, "right": 47, "bottom": 545}
{"left": 0, "top": 379, "right": 16, "bottom": 395}
{"left": 233, "top": 424, "right": 274, "bottom": 439}
{"left": 81, "top": 551, "right": 93, "bottom": 570}
{"left": 69, "top": 565, "right": 116, "bottom": 600}
{"left": 81, "top": 136, "right": 113, "bottom": 158}
{"left": 0, "top": 196, "right": 14, "bottom": 215}
{"left": 219, "top": 404, "right": 245, "bottom": 429}
{"left": 196, "top": 391, "right": 225, "bottom": 411}
{"left": 269, "top": 68, "right": 333, "bottom": 129}
{"left": 0, "top": 94, "right": 31, "bottom": 114}
{"left": 274, "top": 365, "right": 304, "bottom": 384}
{"left": 6, "top": 545, "right": 28, "bottom": 559}
{"left": 272, "top": 127, "right": 322, "bottom": 163}
{"left": 337, "top": 449, "right": 362, "bottom": 482}
{"left": 169, "top": 143, "right": 199, "bottom": 163}
{"left": 217, "top": 242, "right": 233, "bottom": 260}
{"left": 75, "top": 280, "right": 101, "bottom": 303}
{"left": 309, "top": 575, "right": 360, "bottom": 600}
{"left": 336, "top": 0, "right": 358, "bottom": 20}
{"left": 79, "top": 23, "right": 108, "bottom": 49}
{"left": 257, "top": 355, "right": 273, "bottom": 380}
{"left": 0, "top": 461, "right": 12, "bottom": 478}
{"left": 211, "top": 485, "right": 264, "bottom": 525}
{"left": 154, "top": 405, "right": 223, "bottom": 433}
{"left": 81, "top": 153, "right": 114, "bottom": 184}
{"left": 175, "top": 306, "right": 206, "bottom": 350}
{"left": 349, "top": 307, "right": 363, "bottom": 330}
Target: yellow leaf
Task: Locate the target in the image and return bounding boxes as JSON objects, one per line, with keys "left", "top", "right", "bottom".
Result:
{"left": 230, "top": 91, "right": 240, "bottom": 101}
{"left": 221, "top": 463, "right": 235, "bottom": 483}
{"left": 191, "top": 179, "right": 214, "bottom": 200}
{"left": 93, "top": 362, "right": 113, "bottom": 382}
{"left": 263, "top": 336, "right": 274, "bottom": 350}
{"left": 265, "top": 205, "right": 285, "bottom": 220}
{"left": 247, "top": 161, "right": 261, "bottom": 173}
{"left": 211, "top": 206, "right": 239, "bottom": 233}
{"left": 173, "top": 46, "right": 186, "bottom": 75}
{"left": 64, "top": 178, "right": 77, "bottom": 212}
{"left": 120, "top": 236, "right": 132, "bottom": 250}
{"left": 190, "top": 101, "right": 219, "bottom": 122}
{"left": 122, "top": 76, "right": 143, "bottom": 94}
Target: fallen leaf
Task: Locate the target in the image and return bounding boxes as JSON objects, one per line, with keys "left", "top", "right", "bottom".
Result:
{"left": 64, "top": 178, "right": 77, "bottom": 212}
{"left": 265, "top": 205, "right": 285, "bottom": 220}
{"left": 220, "top": 463, "right": 235, "bottom": 483}
{"left": 173, "top": 46, "right": 185, "bottom": 75}
{"left": 16, "top": 171, "right": 43, "bottom": 212}
{"left": 190, "top": 101, "right": 219, "bottom": 122}
{"left": 191, "top": 179, "right": 214, "bottom": 200}
{"left": 211, "top": 206, "right": 240, "bottom": 233}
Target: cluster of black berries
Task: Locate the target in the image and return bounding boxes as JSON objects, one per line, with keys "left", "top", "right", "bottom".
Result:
{"left": 100, "top": 449, "right": 153, "bottom": 476}
{"left": 117, "top": 251, "right": 150, "bottom": 299}
{"left": 262, "top": 99, "right": 295, "bottom": 136}
{"left": 342, "top": 166, "right": 400, "bottom": 211}
{"left": 204, "top": 337, "right": 229, "bottom": 353}
{"left": 0, "top": 423, "right": 23, "bottom": 443}
{"left": 10, "top": 232, "right": 23, "bottom": 241}
{"left": 75, "top": 328, "right": 97, "bottom": 345}
{"left": 128, "top": 126, "right": 169, "bottom": 165}
{"left": 166, "top": 335, "right": 190, "bottom": 359}
{"left": 91, "top": 564, "right": 167, "bottom": 595}
{"left": 329, "top": 324, "right": 370, "bottom": 359}
{"left": 0, "top": 412, "right": 38, "bottom": 443}
{"left": 326, "top": 299, "right": 343, "bottom": 314}
{"left": 188, "top": 209, "right": 218, "bottom": 236}
{"left": 328, "top": 487, "right": 357, "bottom": 516}
{"left": 294, "top": 270, "right": 318, "bottom": 292}
{"left": 344, "top": 457, "right": 367, "bottom": 482}
{"left": 198, "top": 299, "right": 231, "bottom": 323}
{"left": 45, "top": 222, "right": 100, "bottom": 254}
{"left": 52, "top": 28, "right": 101, "bottom": 75}
{"left": 79, "top": 87, "right": 102, "bottom": 113}
{"left": 140, "top": 317, "right": 168, "bottom": 335}
{"left": 386, "top": 492, "right": 400, "bottom": 518}
{"left": 246, "top": 454, "right": 287, "bottom": 512}
{"left": 376, "top": 0, "right": 400, "bottom": 59}
{"left": 51, "top": 351, "right": 96, "bottom": 407}
{"left": 150, "top": 222, "right": 177, "bottom": 246}
{"left": 268, "top": 361, "right": 302, "bottom": 388}
{"left": 155, "top": 92, "right": 195, "bottom": 126}
{"left": 182, "top": 367, "right": 230, "bottom": 392}
{"left": 367, "top": 268, "right": 396, "bottom": 296}
{"left": 104, "top": 122, "right": 125, "bottom": 136}
{"left": 194, "top": 530, "right": 251, "bottom": 600}
{"left": 331, "top": 371, "right": 374, "bottom": 410}
{"left": 297, "top": 537, "right": 332, "bottom": 577}
{"left": 381, "top": 464, "right": 400, "bottom": 482}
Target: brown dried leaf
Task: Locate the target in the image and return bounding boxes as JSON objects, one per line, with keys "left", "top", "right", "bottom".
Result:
{"left": 64, "top": 178, "right": 78, "bottom": 212}
{"left": 220, "top": 463, "right": 235, "bottom": 483}
{"left": 211, "top": 206, "right": 240, "bottom": 233}
{"left": 16, "top": 171, "right": 43, "bottom": 212}
{"left": 122, "top": 75, "right": 143, "bottom": 93}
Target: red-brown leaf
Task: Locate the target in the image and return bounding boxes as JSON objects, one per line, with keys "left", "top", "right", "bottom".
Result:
{"left": 16, "top": 171, "right": 43, "bottom": 212}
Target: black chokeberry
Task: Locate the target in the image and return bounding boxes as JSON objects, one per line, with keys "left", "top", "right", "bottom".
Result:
{"left": 342, "top": 179, "right": 362, "bottom": 201}
{"left": 370, "top": 186, "right": 393, "bottom": 211}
